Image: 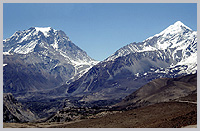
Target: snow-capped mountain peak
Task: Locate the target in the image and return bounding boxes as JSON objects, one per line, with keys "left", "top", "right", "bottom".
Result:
{"left": 3, "top": 27, "right": 99, "bottom": 83}
{"left": 3, "top": 27, "right": 67, "bottom": 54}
{"left": 173, "top": 21, "right": 191, "bottom": 29}
{"left": 106, "top": 21, "right": 196, "bottom": 62}
{"left": 35, "top": 27, "right": 53, "bottom": 37}
{"left": 155, "top": 21, "right": 192, "bottom": 37}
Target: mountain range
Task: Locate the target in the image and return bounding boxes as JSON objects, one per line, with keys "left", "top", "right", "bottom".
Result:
{"left": 63, "top": 21, "right": 197, "bottom": 101}
{"left": 3, "top": 21, "right": 197, "bottom": 122}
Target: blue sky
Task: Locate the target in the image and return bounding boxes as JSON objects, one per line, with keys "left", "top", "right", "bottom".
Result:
{"left": 3, "top": 3, "right": 197, "bottom": 61}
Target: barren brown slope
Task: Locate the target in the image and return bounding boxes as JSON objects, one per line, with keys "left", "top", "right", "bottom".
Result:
{"left": 115, "top": 73, "right": 196, "bottom": 110}
{"left": 49, "top": 102, "right": 197, "bottom": 128}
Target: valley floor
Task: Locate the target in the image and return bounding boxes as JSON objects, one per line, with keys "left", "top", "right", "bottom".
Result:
{"left": 3, "top": 101, "right": 197, "bottom": 128}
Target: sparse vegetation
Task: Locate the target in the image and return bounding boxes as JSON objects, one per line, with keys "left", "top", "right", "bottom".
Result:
{"left": 3, "top": 101, "right": 197, "bottom": 128}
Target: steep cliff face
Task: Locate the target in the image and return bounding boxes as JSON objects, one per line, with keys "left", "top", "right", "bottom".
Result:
{"left": 3, "top": 93, "right": 37, "bottom": 122}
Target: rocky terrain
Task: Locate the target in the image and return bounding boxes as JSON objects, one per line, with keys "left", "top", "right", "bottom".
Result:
{"left": 4, "top": 100, "right": 197, "bottom": 128}
{"left": 3, "top": 93, "right": 37, "bottom": 123}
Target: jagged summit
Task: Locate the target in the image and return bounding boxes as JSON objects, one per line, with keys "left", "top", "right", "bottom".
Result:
{"left": 3, "top": 27, "right": 98, "bottom": 94}
{"left": 3, "top": 27, "right": 90, "bottom": 60}
{"left": 3, "top": 26, "right": 99, "bottom": 67}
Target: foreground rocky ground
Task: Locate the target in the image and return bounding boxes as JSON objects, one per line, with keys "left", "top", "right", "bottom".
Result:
{"left": 4, "top": 100, "right": 197, "bottom": 128}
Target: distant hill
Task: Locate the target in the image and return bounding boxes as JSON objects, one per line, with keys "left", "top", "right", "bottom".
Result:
{"left": 114, "top": 73, "right": 196, "bottom": 110}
